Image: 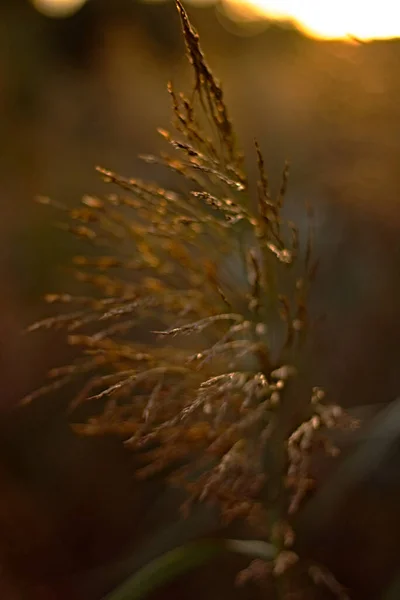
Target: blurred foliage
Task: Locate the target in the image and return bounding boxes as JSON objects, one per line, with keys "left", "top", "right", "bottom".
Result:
{"left": 0, "top": 1, "right": 399, "bottom": 599}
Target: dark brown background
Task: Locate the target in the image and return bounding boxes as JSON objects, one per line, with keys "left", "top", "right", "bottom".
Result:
{"left": 0, "top": 1, "right": 399, "bottom": 598}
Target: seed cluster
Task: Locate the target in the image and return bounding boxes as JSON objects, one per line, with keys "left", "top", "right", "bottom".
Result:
{"left": 24, "top": 3, "right": 355, "bottom": 597}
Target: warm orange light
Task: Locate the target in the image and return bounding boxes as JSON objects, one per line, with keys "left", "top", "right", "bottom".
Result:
{"left": 32, "top": 0, "right": 400, "bottom": 39}
{"left": 31, "top": 0, "right": 88, "bottom": 18}
{"left": 219, "top": 0, "right": 400, "bottom": 40}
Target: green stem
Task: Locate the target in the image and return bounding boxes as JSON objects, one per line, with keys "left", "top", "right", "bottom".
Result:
{"left": 104, "top": 538, "right": 276, "bottom": 600}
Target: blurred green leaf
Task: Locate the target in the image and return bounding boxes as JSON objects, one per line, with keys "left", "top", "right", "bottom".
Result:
{"left": 105, "top": 538, "right": 276, "bottom": 600}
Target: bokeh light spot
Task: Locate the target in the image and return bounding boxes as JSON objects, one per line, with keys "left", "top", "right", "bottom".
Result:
{"left": 31, "top": 0, "right": 88, "bottom": 18}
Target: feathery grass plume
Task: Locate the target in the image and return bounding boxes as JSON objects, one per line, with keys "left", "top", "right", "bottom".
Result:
{"left": 24, "top": 2, "right": 356, "bottom": 597}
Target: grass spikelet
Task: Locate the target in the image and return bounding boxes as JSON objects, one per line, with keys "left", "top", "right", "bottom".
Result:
{"left": 24, "top": 2, "right": 355, "bottom": 597}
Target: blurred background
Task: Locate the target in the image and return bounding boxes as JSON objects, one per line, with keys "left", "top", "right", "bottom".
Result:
{"left": 1, "top": 0, "right": 400, "bottom": 598}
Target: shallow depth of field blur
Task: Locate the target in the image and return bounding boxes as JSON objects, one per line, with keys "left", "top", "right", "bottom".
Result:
{"left": 1, "top": 0, "right": 400, "bottom": 599}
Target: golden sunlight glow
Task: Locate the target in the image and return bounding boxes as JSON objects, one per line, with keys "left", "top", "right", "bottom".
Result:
{"left": 30, "top": 0, "right": 400, "bottom": 39}
{"left": 219, "top": 0, "right": 400, "bottom": 40}
{"left": 31, "top": 0, "right": 88, "bottom": 18}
